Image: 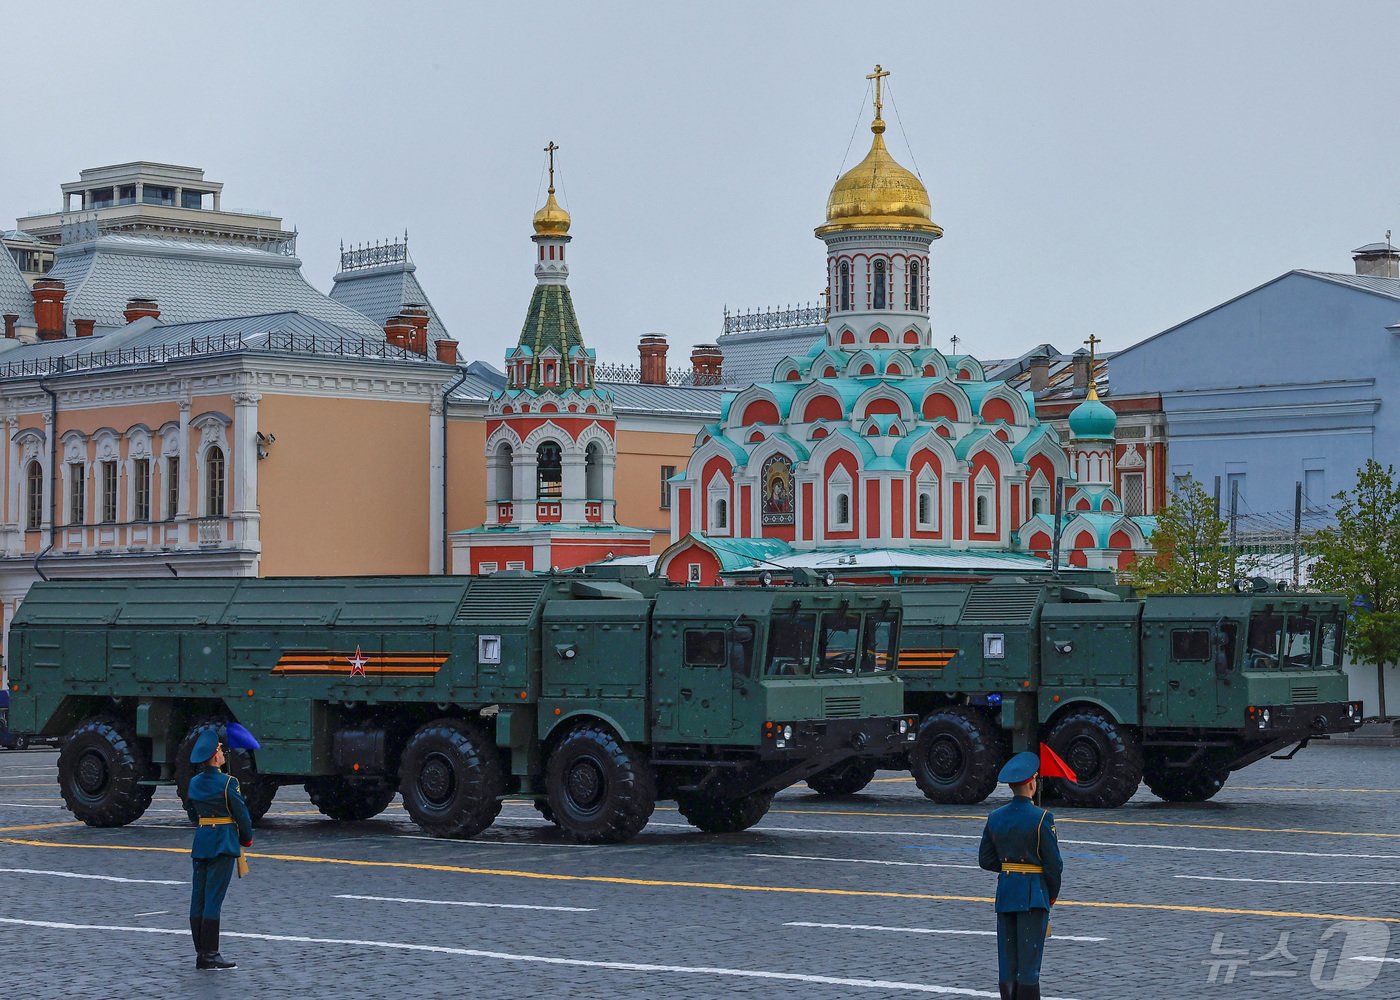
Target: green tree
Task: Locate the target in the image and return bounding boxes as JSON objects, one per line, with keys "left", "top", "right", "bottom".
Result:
{"left": 1123, "top": 477, "right": 1245, "bottom": 594}
{"left": 1309, "top": 459, "right": 1400, "bottom": 720}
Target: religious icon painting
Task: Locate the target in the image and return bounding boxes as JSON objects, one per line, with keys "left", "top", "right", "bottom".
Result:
{"left": 760, "top": 455, "right": 795, "bottom": 525}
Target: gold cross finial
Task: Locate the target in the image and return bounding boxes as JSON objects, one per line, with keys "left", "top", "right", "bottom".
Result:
{"left": 544, "top": 141, "right": 559, "bottom": 193}
{"left": 1084, "top": 333, "right": 1101, "bottom": 364}
{"left": 866, "top": 64, "right": 890, "bottom": 122}
{"left": 1084, "top": 334, "right": 1102, "bottom": 399}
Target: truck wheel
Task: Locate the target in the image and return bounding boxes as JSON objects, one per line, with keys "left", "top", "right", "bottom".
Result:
{"left": 175, "top": 721, "right": 279, "bottom": 825}
{"left": 805, "top": 758, "right": 878, "bottom": 796}
{"left": 306, "top": 775, "right": 397, "bottom": 821}
{"left": 675, "top": 790, "right": 772, "bottom": 833}
{"left": 1044, "top": 709, "right": 1143, "bottom": 808}
{"left": 1143, "top": 762, "right": 1229, "bottom": 803}
{"left": 910, "top": 707, "right": 1003, "bottom": 804}
{"left": 398, "top": 718, "right": 505, "bottom": 838}
{"left": 57, "top": 716, "right": 154, "bottom": 827}
{"left": 545, "top": 724, "right": 655, "bottom": 844}
{"left": 533, "top": 799, "right": 561, "bottom": 826}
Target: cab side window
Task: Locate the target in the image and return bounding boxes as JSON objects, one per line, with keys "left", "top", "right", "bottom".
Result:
{"left": 1170, "top": 629, "right": 1211, "bottom": 661}
{"left": 684, "top": 629, "right": 727, "bottom": 667}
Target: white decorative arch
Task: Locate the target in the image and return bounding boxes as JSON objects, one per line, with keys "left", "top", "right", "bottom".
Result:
{"left": 961, "top": 431, "right": 1017, "bottom": 474}
{"left": 898, "top": 428, "right": 960, "bottom": 475}
{"left": 572, "top": 421, "right": 617, "bottom": 457}
{"left": 725, "top": 384, "right": 785, "bottom": 429}
{"left": 485, "top": 423, "right": 524, "bottom": 454}
{"left": 853, "top": 383, "right": 916, "bottom": 423}
{"left": 844, "top": 350, "right": 882, "bottom": 377}
{"left": 742, "top": 434, "right": 801, "bottom": 479}
{"left": 978, "top": 384, "right": 1032, "bottom": 426}
{"left": 826, "top": 464, "right": 854, "bottom": 531}
{"left": 771, "top": 358, "right": 804, "bottom": 382}
{"left": 918, "top": 381, "right": 975, "bottom": 423}
{"left": 1028, "top": 468, "right": 1052, "bottom": 517}
{"left": 973, "top": 465, "right": 998, "bottom": 532}
{"left": 790, "top": 382, "right": 846, "bottom": 424}
{"left": 522, "top": 419, "right": 576, "bottom": 452}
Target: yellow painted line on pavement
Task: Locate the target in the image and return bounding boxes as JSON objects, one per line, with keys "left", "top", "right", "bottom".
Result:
{"left": 869, "top": 777, "right": 914, "bottom": 783}
{"left": 2, "top": 836, "right": 1396, "bottom": 926}
{"left": 0, "top": 822, "right": 80, "bottom": 834}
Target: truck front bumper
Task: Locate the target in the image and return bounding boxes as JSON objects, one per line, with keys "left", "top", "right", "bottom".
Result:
{"left": 757, "top": 714, "right": 918, "bottom": 759}
{"left": 1242, "top": 700, "right": 1364, "bottom": 737}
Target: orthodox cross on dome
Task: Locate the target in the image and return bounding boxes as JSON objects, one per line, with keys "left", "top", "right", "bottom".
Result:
{"left": 949, "top": 333, "right": 960, "bottom": 353}
{"left": 866, "top": 64, "right": 890, "bottom": 123}
{"left": 1083, "top": 333, "right": 1102, "bottom": 399}
{"left": 544, "top": 141, "right": 559, "bottom": 192}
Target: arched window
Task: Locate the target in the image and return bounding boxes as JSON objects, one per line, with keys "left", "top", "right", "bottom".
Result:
{"left": 916, "top": 469, "right": 939, "bottom": 531}
{"left": 584, "top": 442, "right": 603, "bottom": 499}
{"left": 714, "top": 498, "right": 728, "bottom": 530}
{"left": 917, "top": 492, "right": 930, "bottom": 524}
{"left": 205, "top": 446, "right": 225, "bottom": 517}
{"left": 1030, "top": 495, "right": 1044, "bottom": 516}
{"left": 835, "top": 493, "right": 850, "bottom": 526}
{"left": 975, "top": 494, "right": 989, "bottom": 528}
{"left": 493, "top": 443, "right": 513, "bottom": 502}
{"left": 873, "top": 260, "right": 886, "bottom": 310}
{"left": 536, "top": 441, "right": 562, "bottom": 499}
{"left": 25, "top": 460, "right": 42, "bottom": 530}
{"left": 838, "top": 262, "right": 850, "bottom": 311}
{"left": 909, "top": 260, "right": 920, "bottom": 311}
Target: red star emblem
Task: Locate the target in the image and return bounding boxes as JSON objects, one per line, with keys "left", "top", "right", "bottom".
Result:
{"left": 347, "top": 645, "right": 368, "bottom": 677}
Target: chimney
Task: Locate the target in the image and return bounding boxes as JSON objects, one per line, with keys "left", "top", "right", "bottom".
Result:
{"left": 384, "top": 314, "right": 413, "bottom": 350}
{"left": 2, "top": 314, "right": 16, "bottom": 339}
{"left": 435, "top": 339, "right": 459, "bottom": 365}
{"left": 1071, "top": 349, "right": 1091, "bottom": 392}
{"left": 1028, "top": 352, "right": 1051, "bottom": 394}
{"left": 402, "top": 304, "right": 430, "bottom": 355}
{"left": 639, "top": 334, "right": 668, "bottom": 385}
{"left": 31, "top": 278, "right": 65, "bottom": 341}
{"left": 691, "top": 343, "right": 724, "bottom": 386}
{"left": 73, "top": 318, "right": 96, "bottom": 338}
{"left": 1352, "top": 241, "right": 1400, "bottom": 279}
{"left": 123, "top": 297, "right": 161, "bottom": 323}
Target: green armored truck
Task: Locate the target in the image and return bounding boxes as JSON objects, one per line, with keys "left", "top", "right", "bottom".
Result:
{"left": 804, "top": 579, "right": 1363, "bottom": 808}
{"left": 7, "top": 573, "right": 914, "bottom": 843}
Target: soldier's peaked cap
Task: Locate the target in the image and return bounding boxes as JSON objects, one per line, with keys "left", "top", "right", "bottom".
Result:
{"left": 190, "top": 729, "right": 220, "bottom": 764}
{"left": 998, "top": 751, "right": 1040, "bottom": 785}
{"left": 225, "top": 722, "right": 259, "bottom": 751}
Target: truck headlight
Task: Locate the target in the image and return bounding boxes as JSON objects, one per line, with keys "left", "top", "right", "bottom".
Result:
{"left": 898, "top": 719, "right": 909, "bottom": 735}
{"left": 1262, "top": 709, "right": 1270, "bottom": 723}
{"left": 782, "top": 724, "right": 793, "bottom": 740}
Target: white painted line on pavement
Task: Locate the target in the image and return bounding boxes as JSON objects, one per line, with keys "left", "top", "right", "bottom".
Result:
{"left": 134, "top": 911, "right": 170, "bottom": 917}
{"left": 786, "top": 921, "right": 1108, "bottom": 943}
{"left": 336, "top": 893, "right": 594, "bottom": 912}
{"left": 646, "top": 821, "right": 1400, "bottom": 861}
{"left": 1176, "top": 875, "right": 1400, "bottom": 886}
{"left": 0, "top": 917, "right": 1082, "bottom": 999}
{"left": 0, "top": 867, "right": 186, "bottom": 885}
{"left": 749, "top": 852, "right": 980, "bottom": 870}
{"left": 1350, "top": 956, "right": 1400, "bottom": 964}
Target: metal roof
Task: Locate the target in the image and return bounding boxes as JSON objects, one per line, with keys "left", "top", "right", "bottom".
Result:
{"left": 0, "top": 241, "right": 35, "bottom": 327}
{"left": 329, "top": 259, "right": 453, "bottom": 346}
{"left": 44, "top": 233, "right": 385, "bottom": 339}
{"left": 713, "top": 323, "right": 825, "bottom": 386}
{"left": 1295, "top": 270, "right": 1400, "bottom": 301}
{"left": 601, "top": 380, "right": 729, "bottom": 417}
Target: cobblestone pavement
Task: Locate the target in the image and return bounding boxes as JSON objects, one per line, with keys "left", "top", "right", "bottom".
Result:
{"left": 1, "top": 744, "right": 1397, "bottom": 999}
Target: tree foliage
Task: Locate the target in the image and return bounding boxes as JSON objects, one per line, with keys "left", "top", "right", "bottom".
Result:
{"left": 1309, "top": 459, "right": 1400, "bottom": 718}
{"left": 1122, "top": 477, "right": 1245, "bottom": 594}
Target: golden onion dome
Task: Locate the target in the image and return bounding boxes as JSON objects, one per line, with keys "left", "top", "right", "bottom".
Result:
{"left": 532, "top": 187, "right": 571, "bottom": 237}
{"left": 817, "top": 117, "right": 942, "bottom": 238}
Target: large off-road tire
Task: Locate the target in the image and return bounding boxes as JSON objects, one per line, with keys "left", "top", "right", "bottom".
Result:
{"left": 1142, "top": 757, "right": 1229, "bottom": 803}
{"left": 306, "top": 775, "right": 398, "bottom": 821}
{"left": 533, "top": 798, "right": 561, "bottom": 827}
{"left": 1044, "top": 708, "right": 1143, "bottom": 808}
{"left": 910, "top": 706, "right": 1004, "bottom": 804}
{"left": 175, "top": 720, "right": 279, "bottom": 825}
{"left": 57, "top": 716, "right": 154, "bottom": 827}
{"left": 398, "top": 718, "right": 505, "bottom": 838}
{"left": 545, "top": 724, "right": 655, "bottom": 844}
{"left": 675, "top": 790, "right": 773, "bottom": 833}
{"left": 805, "top": 758, "right": 878, "bottom": 796}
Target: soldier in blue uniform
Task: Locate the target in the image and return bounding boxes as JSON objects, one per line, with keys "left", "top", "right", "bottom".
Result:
{"left": 187, "top": 723, "right": 257, "bottom": 970}
{"left": 978, "top": 751, "right": 1064, "bottom": 1000}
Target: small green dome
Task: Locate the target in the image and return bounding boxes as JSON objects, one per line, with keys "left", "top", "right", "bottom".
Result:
{"left": 1069, "top": 392, "right": 1117, "bottom": 439}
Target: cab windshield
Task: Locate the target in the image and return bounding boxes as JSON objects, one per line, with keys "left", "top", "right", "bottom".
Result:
{"left": 1319, "top": 616, "right": 1344, "bottom": 669}
{"left": 861, "top": 611, "right": 899, "bottom": 673}
{"left": 1247, "top": 613, "right": 1317, "bottom": 669}
{"left": 816, "top": 612, "right": 861, "bottom": 676}
{"left": 766, "top": 612, "right": 815, "bottom": 676}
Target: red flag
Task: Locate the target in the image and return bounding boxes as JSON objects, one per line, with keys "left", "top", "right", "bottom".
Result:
{"left": 1040, "top": 742, "right": 1078, "bottom": 782}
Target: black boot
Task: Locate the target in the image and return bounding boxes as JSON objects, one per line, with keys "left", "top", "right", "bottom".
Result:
{"left": 197, "top": 919, "right": 236, "bottom": 971}
{"left": 999, "top": 984, "right": 1014, "bottom": 1000}
{"left": 190, "top": 915, "right": 202, "bottom": 951}
{"left": 1014, "top": 984, "right": 1040, "bottom": 1000}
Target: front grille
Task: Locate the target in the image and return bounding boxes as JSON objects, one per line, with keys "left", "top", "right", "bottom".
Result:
{"left": 824, "top": 695, "right": 862, "bottom": 718}
{"left": 1291, "top": 685, "right": 1319, "bottom": 704}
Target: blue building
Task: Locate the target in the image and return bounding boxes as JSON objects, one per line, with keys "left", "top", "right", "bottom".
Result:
{"left": 1111, "top": 242, "right": 1400, "bottom": 715}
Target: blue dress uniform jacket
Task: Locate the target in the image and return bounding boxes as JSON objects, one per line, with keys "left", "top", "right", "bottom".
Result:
{"left": 188, "top": 767, "right": 253, "bottom": 858}
{"left": 979, "top": 797, "right": 1063, "bottom": 909}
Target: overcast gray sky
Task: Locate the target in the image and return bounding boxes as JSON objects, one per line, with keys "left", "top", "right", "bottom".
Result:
{"left": 5, "top": 2, "right": 1398, "bottom": 369}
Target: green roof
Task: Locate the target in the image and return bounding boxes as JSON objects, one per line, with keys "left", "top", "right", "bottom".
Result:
{"left": 515, "top": 284, "right": 586, "bottom": 391}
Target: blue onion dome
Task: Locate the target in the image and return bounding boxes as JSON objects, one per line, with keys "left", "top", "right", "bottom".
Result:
{"left": 1068, "top": 386, "right": 1117, "bottom": 439}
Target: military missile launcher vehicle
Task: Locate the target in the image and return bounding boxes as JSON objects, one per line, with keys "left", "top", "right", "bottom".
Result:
{"left": 803, "top": 578, "right": 1363, "bottom": 807}
{"left": 7, "top": 573, "right": 915, "bottom": 843}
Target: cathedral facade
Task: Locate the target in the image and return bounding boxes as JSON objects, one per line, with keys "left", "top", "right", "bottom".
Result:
{"left": 657, "top": 69, "right": 1155, "bottom": 585}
